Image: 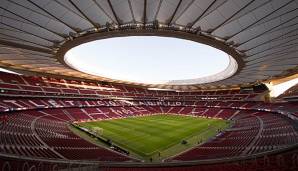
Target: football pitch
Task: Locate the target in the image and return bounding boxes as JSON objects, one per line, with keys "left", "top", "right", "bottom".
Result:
{"left": 77, "top": 114, "right": 229, "bottom": 161}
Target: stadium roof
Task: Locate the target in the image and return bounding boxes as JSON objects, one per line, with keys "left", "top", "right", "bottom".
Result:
{"left": 0, "top": 0, "right": 297, "bottom": 90}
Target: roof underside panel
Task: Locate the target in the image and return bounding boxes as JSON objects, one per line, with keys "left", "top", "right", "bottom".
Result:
{"left": 0, "top": 0, "right": 297, "bottom": 90}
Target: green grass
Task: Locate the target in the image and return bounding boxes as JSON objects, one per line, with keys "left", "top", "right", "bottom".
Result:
{"left": 77, "top": 114, "right": 229, "bottom": 161}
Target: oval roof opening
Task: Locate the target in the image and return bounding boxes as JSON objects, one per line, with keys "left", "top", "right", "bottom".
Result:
{"left": 65, "top": 36, "right": 237, "bottom": 85}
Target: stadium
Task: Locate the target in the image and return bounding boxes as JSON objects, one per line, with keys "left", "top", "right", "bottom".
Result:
{"left": 0, "top": 0, "right": 298, "bottom": 170}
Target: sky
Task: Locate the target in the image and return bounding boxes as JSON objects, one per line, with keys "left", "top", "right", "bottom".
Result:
{"left": 268, "top": 78, "right": 298, "bottom": 97}
{"left": 65, "top": 36, "right": 230, "bottom": 84}
{"left": 0, "top": 68, "right": 20, "bottom": 75}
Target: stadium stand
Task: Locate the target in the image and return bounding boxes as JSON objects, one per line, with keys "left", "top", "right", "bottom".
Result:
{"left": 278, "top": 83, "right": 298, "bottom": 102}
{"left": 0, "top": 72, "right": 262, "bottom": 100}
{"left": 0, "top": 72, "right": 297, "bottom": 171}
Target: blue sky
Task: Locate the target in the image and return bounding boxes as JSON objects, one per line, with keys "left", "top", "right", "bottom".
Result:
{"left": 65, "top": 36, "right": 230, "bottom": 84}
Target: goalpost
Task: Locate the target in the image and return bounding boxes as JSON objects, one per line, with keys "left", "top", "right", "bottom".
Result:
{"left": 92, "top": 127, "right": 104, "bottom": 136}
